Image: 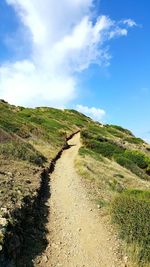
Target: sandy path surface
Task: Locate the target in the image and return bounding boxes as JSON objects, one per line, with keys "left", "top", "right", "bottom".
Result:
{"left": 36, "top": 133, "right": 125, "bottom": 267}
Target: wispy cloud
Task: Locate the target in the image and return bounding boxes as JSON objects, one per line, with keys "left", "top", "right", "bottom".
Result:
{"left": 0, "top": 0, "right": 137, "bottom": 107}
{"left": 122, "top": 19, "right": 137, "bottom": 27}
{"left": 76, "top": 104, "right": 106, "bottom": 121}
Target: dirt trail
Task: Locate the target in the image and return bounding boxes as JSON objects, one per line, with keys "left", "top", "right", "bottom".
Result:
{"left": 36, "top": 133, "right": 125, "bottom": 267}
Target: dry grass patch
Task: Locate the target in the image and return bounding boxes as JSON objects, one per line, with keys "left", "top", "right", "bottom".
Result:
{"left": 75, "top": 154, "right": 150, "bottom": 204}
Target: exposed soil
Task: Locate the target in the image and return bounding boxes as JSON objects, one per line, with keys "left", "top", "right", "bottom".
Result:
{"left": 35, "top": 133, "right": 126, "bottom": 267}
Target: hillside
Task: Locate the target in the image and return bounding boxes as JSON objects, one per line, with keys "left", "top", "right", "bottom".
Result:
{"left": 0, "top": 99, "right": 93, "bottom": 212}
{"left": 0, "top": 100, "right": 150, "bottom": 267}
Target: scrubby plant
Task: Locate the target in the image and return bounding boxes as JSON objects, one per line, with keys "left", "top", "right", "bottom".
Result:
{"left": 114, "top": 155, "right": 150, "bottom": 180}
{"left": 124, "top": 137, "right": 144, "bottom": 144}
{"left": 124, "top": 150, "right": 148, "bottom": 169}
{"left": 111, "top": 189, "right": 150, "bottom": 266}
{"left": 85, "top": 139, "right": 125, "bottom": 159}
{"left": 96, "top": 135, "right": 108, "bottom": 142}
{"left": 106, "top": 125, "right": 133, "bottom": 136}
{"left": 81, "top": 125, "right": 150, "bottom": 180}
{"left": 105, "top": 126, "right": 125, "bottom": 138}
{"left": 81, "top": 129, "right": 93, "bottom": 139}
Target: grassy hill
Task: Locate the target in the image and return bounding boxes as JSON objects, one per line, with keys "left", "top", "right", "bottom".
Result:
{"left": 76, "top": 124, "right": 150, "bottom": 266}
{"left": 0, "top": 100, "right": 92, "bottom": 261}
{"left": 0, "top": 100, "right": 150, "bottom": 266}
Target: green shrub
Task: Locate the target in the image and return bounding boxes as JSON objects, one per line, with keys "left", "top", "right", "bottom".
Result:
{"left": 111, "top": 190, "right": 150, "bottom": 265}
{"left": 81, "top": 123, "right": 150, "bottom": 180}
{"left": 105, "top": 127, "right": 125, "bottom": 138}
{"left": 81, "top": 129, "right": 93, "bottom": 139}
{"left": 146, "top": 166, "right": 150, "bottom": 175}
{"left": 114, "top": 155, "right": 149, "bottom": 180}
{"left": 124, "top": 137, "right": 144, "bottom": 144}
{"left": 124, "top": 150, "right": 148, "bottom": 169}
{"left": 85, "top": 140, "right": 124, "bottom": 158}
{"left": 106, "top": 125, "right": 133, "bottom": 136}
{"left": 96, "top": 135, "right": 108, "bottom": 142}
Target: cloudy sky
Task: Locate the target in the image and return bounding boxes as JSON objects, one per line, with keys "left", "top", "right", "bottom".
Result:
{"left": 0, "top": 0, "right": 150, "bottom": 141}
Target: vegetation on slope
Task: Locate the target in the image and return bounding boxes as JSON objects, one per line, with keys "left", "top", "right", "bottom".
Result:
{"left": 77, "top": 125, "right": 150, "bottom": 266}
{"left": 0, "top": 100, "right": 92, "bottom": 264}
{"left": 112, "top": 190, "right": 150, "bottom": 266}
{"left": 81, "top": 128, "right": 150, "bottom": 180}
{"left": 0, "top": 100, "right": 91, "bottom": 161}
{"left": 1, "top": 100, "right": 150, "bottom": 266}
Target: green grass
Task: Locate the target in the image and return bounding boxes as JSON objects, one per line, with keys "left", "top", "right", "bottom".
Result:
{"left": 83, "top": 138, "right": 125, "bottom": 158}
{"left": 124, "top": 137, "right": 144, "bottom": 144}
{"left": 111, "top": 189, "right": 150, "bottom": 266}
{"left": 79, "top": 147, "right": 104, "bottom": 161}
{"left": 0, "top": 100, "right": 93, "bottom": 162}
{"left": 80, "top": 128, "right": 150, "bottom": 181}
{"left": 105, "top": 126, "right": 125, "bottom": 138}
{"left": 107, "top": 124, "right": 134, "bottom": 136}
{"left": 124, "top": 150, "right": 149, "bottom": 169}
{"left": 114, "top": 155, "right": 150, "bottom": 181}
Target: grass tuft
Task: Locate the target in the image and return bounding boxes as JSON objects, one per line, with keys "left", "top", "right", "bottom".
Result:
{"left": 111, "top": 189, "right": 150, "bottom": 266}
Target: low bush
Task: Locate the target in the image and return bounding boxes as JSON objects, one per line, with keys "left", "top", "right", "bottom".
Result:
{"left": 105, "top": 127, "right": 125, "bottom": 138}
{"left": 124, "top": 150, "right": 148, "bottom": 169}
{"left": 81, "top": 129, "right": 93, "bottom": 139}
{"left": 124, "top": 137, "right": 144, "bottom": 144}
{"left": 96, "top": 135, "right": 108, "bottom": 142}
{"left": 84, "top": 138, "right": 124, "bottom": 159}
{"left": 0, "top": 141, "right": 46, "bottom": 165}
{"left": 106, "top": 125, "right": 133, "bottom": 136}
{"left": 111, "top": 190, "right": 150, "bottom": 266}
{"left": 114, "top": 155, "right": 149, "bottom": 180}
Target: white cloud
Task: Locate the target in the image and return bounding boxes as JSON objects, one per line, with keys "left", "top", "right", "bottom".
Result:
{"left": 123, "top": 19, "right": 137, "bottom": 27}
{"left": 76, "top": 104, "right": 105, "bottom": 121}
{"left": 0, "top": 60, "right": 76, "bottom": 107}
{"left": 109, "top": 27, "right": 127, "bottom": 39}
{"left": 0, "top": 0, "right": 136, "bottom": 107}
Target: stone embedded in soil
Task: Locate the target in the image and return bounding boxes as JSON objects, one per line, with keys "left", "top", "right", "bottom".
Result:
{"left": 43, "top": 255, "right": 48, "bottom": 262}
{"left": 26, "top": 179, "right": 32, "bottom": 184}
{"left": 0, "top": 217, "right": 7, "bottom": 227}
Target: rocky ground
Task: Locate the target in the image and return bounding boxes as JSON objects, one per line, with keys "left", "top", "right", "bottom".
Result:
{"left": 0, "top": 157, "right": 41, "bottom": 253}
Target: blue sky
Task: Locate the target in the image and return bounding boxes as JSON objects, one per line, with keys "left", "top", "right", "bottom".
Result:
{"left": 0, "top": 0, "right": 149, "bottom": 141}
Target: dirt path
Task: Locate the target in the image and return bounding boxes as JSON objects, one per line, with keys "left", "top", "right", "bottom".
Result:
{"left": 35, "top": 133, "right": 125, "bottom": 267}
